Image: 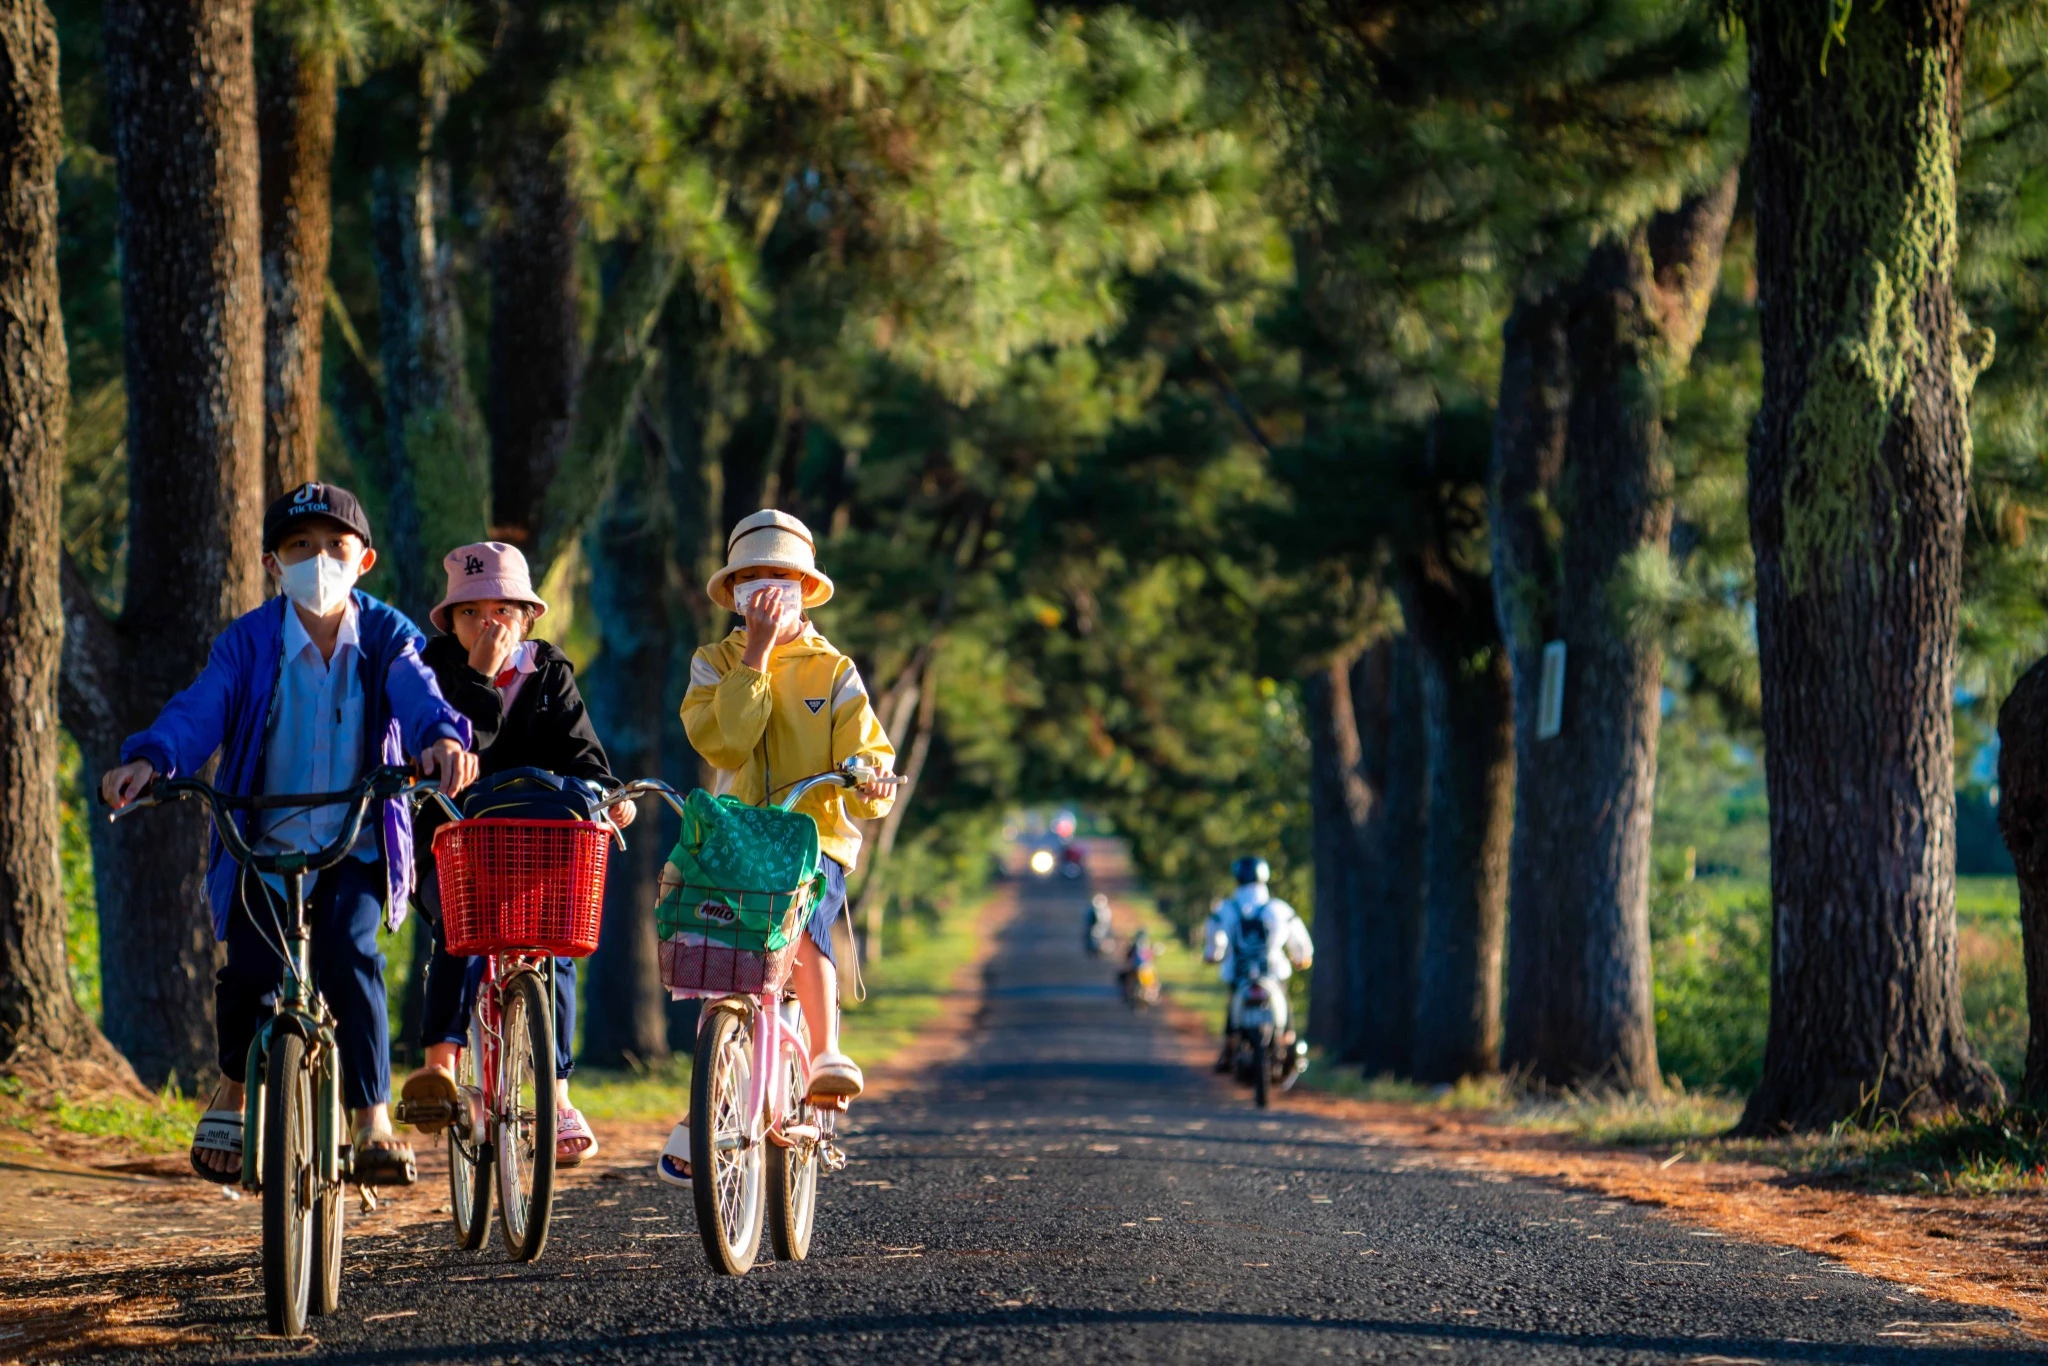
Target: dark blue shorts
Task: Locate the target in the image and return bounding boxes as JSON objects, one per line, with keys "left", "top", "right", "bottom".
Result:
{"left": 806, "top": 857, "right": 848, "bottom": 964}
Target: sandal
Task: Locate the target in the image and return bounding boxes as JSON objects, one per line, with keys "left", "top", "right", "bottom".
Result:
{"left": 807, "top": 1050, "right": 864, "bottom": 1101}
{"left": 398, "top": 1064, "right": 459, "bottom": 1135}
{"left": 350, "top": 1127, "right": 417, "bottom": 1187}
{"left": 189, "top": 1109, "right": 244, "bottom": 1185}
{"left": 656, "top": 1119, "right": 691, "bottom": 1189}
{"left": 557, "top": 1106, "right": 599, "bottom": 1166}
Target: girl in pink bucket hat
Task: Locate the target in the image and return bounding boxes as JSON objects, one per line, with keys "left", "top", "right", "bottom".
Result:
{"left": 401, "top": 541, "right": 635, "bottom": 1167}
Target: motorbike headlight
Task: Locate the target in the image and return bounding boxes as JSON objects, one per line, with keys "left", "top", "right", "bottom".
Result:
{"left": 1028, "top": 849, "right": 1056, "bottom": 875}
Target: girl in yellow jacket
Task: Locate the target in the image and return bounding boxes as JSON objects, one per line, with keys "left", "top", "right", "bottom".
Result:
{"left": 680, "top": 509, "right": 899, "bottom": 1104}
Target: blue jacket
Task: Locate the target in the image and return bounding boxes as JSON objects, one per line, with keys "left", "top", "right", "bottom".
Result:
{"left": 120, "top": 591, "right": 471, "bottom": 938}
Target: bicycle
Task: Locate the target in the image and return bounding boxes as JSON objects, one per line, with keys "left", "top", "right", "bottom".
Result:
{"left": 400, "top": 780, "right": 673, "bottom": 1261}
{"left": 659, "top": 757, "right": 875, "bottom": 1276}
{"left": 109, "top": 764, "right": 422, "bottom": 1336}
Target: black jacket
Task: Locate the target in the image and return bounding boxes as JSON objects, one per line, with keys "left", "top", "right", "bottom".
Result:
{"left": 421, "top": 633, "right": 614, "bottom": 785}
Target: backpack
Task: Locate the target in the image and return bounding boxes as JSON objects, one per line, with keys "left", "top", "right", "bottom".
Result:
{"left": 1235, "top": 906, "right": 1270, "bottom": 963}
{"left": 459, "top": 767, "right": 603, "bottom": 823}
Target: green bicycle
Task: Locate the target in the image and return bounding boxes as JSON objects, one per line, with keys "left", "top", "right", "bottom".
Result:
{"left": 112, "top": 764, "right": 425, "bottom": 1335}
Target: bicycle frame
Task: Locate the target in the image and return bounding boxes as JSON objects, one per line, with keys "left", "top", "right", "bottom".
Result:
{"left": 111, "top": 765, "right": 419, "bottom": 1194}
{"left": 238, "top": 862, "right": 345, "bottom": 1194}
{"left": 466, "top": 953, "right": 552, "bottom": 1142}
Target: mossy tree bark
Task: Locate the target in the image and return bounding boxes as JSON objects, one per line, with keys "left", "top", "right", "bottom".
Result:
{"left": 0, "top": 0, "right": 128, "bottom": 1081}
{"left": 1740, "top": 0, "right": 1999, "bottom": 1131}
{"left": 255, "top": 26, "right": 335, "bottom": 502}
{"left": 1995, "top": 658, "right": 2048, "bottom": 1104}
{"left": 62, "top": 0, "right": 266, "bottom": 1088}
{"left": 1495, "top": 171, "right": 1739, "bottom": 1094}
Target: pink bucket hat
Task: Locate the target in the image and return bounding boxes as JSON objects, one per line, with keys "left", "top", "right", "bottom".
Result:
{"left": 430, "top": 541, "right": 548, "bottom": 633}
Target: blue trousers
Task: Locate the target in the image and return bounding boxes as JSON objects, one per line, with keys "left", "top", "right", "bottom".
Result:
{"left": 416, "top": 873, "right": 576, "bottom": 1078}
{"left": 218, "top": 858, "right": 389, "bottom": 1112}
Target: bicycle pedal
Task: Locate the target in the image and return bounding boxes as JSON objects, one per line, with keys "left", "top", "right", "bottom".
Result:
{"left": 358, "top": 1185, "right": 378, "bottom": 1214}
{"left": 394, "top": 1097, "right": 457, "bottom": 1129}
{"left": 820, "top": 1142, "right": 848, "bottom": 1173}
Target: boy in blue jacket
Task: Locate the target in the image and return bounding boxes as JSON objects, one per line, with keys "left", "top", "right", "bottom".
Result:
{"left": 100, "top": 483, "right": 479, "bottom": 1184}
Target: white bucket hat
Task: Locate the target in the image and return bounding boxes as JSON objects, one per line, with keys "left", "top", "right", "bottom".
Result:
{"left": 706, "top": 509, "right": 835, "bottom": 613}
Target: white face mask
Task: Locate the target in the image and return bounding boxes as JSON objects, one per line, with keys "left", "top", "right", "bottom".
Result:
{"left": 735, "top": 578, "right": 801, "bottom": 613}
{"left": 278, "top": 553, "right": 358, "bottom": 617}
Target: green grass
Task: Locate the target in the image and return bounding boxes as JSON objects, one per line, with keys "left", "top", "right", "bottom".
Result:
{"left": 0, "top": 1073, "right": 203, "bottom": 1155}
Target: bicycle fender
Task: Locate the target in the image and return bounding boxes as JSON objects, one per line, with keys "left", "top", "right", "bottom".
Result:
{"left": 240, "top": 1021, "right": 271, "bottom": 1192}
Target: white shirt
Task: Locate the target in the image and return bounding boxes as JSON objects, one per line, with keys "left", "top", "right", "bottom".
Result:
{"left": 253, "top": 600, "right": 374, "bottom": 863}
{"left": 1203, "top": 883, "right": 1313, "bottom": 984}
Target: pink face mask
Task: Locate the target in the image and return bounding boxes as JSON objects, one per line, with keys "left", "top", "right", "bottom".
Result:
{"left": 736, "top": 578, "right": 802, "bottom": 613}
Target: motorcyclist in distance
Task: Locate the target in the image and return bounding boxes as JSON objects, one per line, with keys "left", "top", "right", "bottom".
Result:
{"left": 1084, "top": 892, "right": 1114, "bottom": 955}
{"left": 1202, "top": 857, "right": 1312, "bottom": 1072}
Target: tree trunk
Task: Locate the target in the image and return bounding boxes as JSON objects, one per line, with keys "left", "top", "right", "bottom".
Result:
{"left": 580, "top": 431, "right": 675, "bottom": 1066}
{"left": 1740, "top": 0, "right": 1998, "bottom": 1131}
{"left": 255, "top": 30, "right": 335, "bottom": 503}
{"left": 486, "top": 133, "right": 579, "bottom": 549}
{"left": 1403, "top": 548, "right": 1515, "bottom": 1084}
{"left": 1351, "top": 635, "right": 1428, "bottom": 1075}
{"left": 532, "top": 239, "right": 683, "bottom": 577}
{"left": 1495, "top": 172, "right": 1739, "bottom": 1094}
{"left": 0, "top": 0, "right": 126, "bottom": 1080}
{"left": 1996, "top": 658, "right": 2048, "bottom": 1104}
{"left": 1304, "top": 647, "right": 1369, "bottom": 1053}
{"left": 75, "top": 0, "right": 265, "bottom": 1088}
{"left": 368, "top": 90, "right": 487, "bottom": 623}
{"left": 850, "top": 658, "right": 938, "bottom": 961}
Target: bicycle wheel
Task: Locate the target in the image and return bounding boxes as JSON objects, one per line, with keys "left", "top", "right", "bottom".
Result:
{"left": 494, "top": 970, "right": 557, "bottom": 1261}
{"left": 1253, "top": 1026, "right": 1272, "bottom": 1110}
{"left": 310, "top": 1046, "right": 343, "bottom": 1318}
{"left": 691, "top": 1002, "right": 763, "bottom": 1275}
{"left": 261, "top": 1031, "right": 314, "bottom": 1336}
{"left": 448, "top": 1011, "right": 492, "bottom": 1250}
{"left": 765, "top": 1015, "right": 817, "bottom": 1262}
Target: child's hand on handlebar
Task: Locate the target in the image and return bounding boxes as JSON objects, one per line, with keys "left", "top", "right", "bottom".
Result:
{"left": 611, "top": 797, "right": 638, "bottom": 828}
{"left": 420, "top": 739, "right": 478, "bottom": 797}
{"left": 856, "top": 770, "right": 903, "bottom": 803}
{"left": 100, "top": 759, "right": 156, "bottom": 809}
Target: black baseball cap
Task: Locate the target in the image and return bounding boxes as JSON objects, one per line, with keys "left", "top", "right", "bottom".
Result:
{"left": 263, "top": 481, "right": 374, "bottom": 553}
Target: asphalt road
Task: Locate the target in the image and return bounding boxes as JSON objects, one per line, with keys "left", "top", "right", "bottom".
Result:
{"left": 107, "top": 872, "right": 2043, "bottom": 1364}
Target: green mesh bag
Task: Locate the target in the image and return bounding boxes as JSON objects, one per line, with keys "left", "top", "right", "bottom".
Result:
{"left": 655, "top": 788, "right": 823, "bottom": 952}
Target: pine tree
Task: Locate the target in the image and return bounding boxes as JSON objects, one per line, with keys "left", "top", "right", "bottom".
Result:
{"left": 1739, "top": 0, "right": 2001, "bottom": 1131}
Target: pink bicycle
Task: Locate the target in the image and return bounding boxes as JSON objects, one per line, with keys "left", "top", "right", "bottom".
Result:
{"left": 666, "top": 759, "right": 872, "bottom": 1276}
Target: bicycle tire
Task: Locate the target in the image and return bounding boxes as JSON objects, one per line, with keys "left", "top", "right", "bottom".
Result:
{"left": 310, "top": 1045, "right": 343, "bottom": 1318}
{"left": 691, "top": 1002, "right": 763, "bottom": 1275}
{"left": 448, "top": 1011, "right": 491, "bottom": 1251}
{"left": 262, "top": 1031, "right": 314, "bottom": 1336}
{"left": 764, "top": 1014, "right": 817, "bottom": 1262}
{"left": 495, "top": 970, "right": 557, "bottom": 1262}
{"left": 1253, "top": 1026, "right": 1272, "bottom": 1110}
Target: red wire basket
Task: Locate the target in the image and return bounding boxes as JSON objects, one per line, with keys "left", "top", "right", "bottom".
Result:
{"left": 434, "top": 819, "right": 609, "bottom": 958}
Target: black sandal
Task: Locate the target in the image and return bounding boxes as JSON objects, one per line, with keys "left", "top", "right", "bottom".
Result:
{"left": 351, "top": 1129, "right": 418, "bottom": 1186}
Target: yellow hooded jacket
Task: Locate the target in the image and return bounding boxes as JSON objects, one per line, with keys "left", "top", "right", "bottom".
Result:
{"left": 679, "top": 626, "right": 896, "bottom": 869}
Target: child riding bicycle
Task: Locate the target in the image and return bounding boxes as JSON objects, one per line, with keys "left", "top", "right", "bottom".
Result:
{"left": 399, "top": 540, "right": 636, "bottom": 1166}
{"left": 661, "top": 509, "right": 900, "bottom": 1182}
{"left": 99, "top": 483, "right": 478, "bottom": 1185}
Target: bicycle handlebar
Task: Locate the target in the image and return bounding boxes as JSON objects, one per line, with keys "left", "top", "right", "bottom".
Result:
{"left": 108, "top": 764, "right": 420, "bottom": 876}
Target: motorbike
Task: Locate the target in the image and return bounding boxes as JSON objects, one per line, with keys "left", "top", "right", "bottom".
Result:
{"left": 1227, "top": 967, "right": 1307, "bottom": 1109}
{"left": 1120, "top": 957, "right": 1160, "bottom": 1008}
{"left": 1085, "top": 918, "right": 1114, "bottom": 957}
{"left": 1058, "top": 841, "right": 1086, "bottom": 880}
